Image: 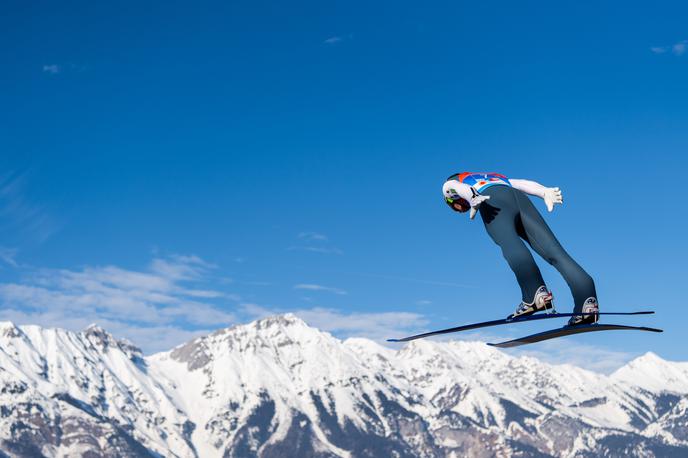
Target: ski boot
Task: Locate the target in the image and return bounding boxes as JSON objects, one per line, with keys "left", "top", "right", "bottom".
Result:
{"left": 508, "top": 286, "right": 554, "bottom": 320}
{"left": 567, "top": 297, "right": 599, "bottom": 326}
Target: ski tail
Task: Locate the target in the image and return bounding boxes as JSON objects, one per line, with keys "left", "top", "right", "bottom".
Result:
{"left": 487, "top": 324, "right": 663, "bottom": 348}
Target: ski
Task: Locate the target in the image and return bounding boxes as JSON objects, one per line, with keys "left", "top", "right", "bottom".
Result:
{"left": 487, "top": 323, "right": 663, "bottom": 348}
{"left": 386, "top": 311, "right": 654, "bottom": 343}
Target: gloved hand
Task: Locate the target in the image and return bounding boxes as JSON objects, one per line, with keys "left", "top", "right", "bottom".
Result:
{"left": 469, "top": 195, "right": 490, "bottom": 220}
{"left": 543, "top": 187, "right": 563, "bottom": 212}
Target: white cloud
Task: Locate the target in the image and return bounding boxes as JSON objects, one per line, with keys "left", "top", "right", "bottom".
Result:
{"left": 42, "top": 64, "right": 61, "bottom": 74}
{"left": 240, "top": 303, "right": 427, "bottom": 343}
{"left": 322, "top": 34, "right": 354, "bottom": 46}
{"left": 288, "top": 246, "right": 344, "bottom": 255}
{"left": 298, "top": 231, "right": 328, "bottom": 242}
{"left": 0, "top": 308, "right": 208, "bottom": 354}
{"left": 0, "top": 255, "right": 236, "bottom": 353}
{"left": 150, "top": 254, "right": 214, "bottom": 280}
{"left": 650, "top": 40, "right": 687, "bottom": 56}
{"left": 359, "top": 272, "right": 475, "bottom": 289}
{"left": 430, "top": 327, "right": 636, "bottom": 374}
{"left": 294, "top": 283, "right": 347, "bottom": 295}
{"left": 295, "top": 307, "right": 428, "bottom": 342}
{"left": 508, "top": 340, "right": 635, "bottom": 374}
{"left": 239, "top": 302, "right": 274, "bottom": 319}
{"left": 240, "top": 280, "right": 271, "bottom": 286}
{"left": 0, "top": 172, "right": 59, "bottom": 243}
{"left": 289, "top": 231, "right": 342, "bottom": 254}
{"left": 0, "top": 247, "right": 18, "bottom": 267}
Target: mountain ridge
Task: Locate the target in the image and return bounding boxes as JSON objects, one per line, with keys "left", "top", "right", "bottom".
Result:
{"left": 0, "top": 314, "right": 686, "bottom": 457}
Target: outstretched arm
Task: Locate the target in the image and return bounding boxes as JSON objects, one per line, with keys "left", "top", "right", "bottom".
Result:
{"left": 511, "top": 179, "right": 563, "bottom": 212}
{"left": 510, "top": 179, "right": 547, "bottom": 197}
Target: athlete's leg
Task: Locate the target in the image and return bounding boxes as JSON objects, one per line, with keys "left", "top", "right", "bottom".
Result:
{"left": 480, "top": 186, "right": 545, "bottom": 303}
{"left": 513, "top": 189, "right": 597, "bottom": 313}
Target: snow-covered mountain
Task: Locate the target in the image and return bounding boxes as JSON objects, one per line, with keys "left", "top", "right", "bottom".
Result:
{"left": 0, "top": 314, "right": 686, "bottom": 457}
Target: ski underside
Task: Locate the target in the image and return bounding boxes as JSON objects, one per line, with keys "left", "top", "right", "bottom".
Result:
{"left": 487, "top": 323, "right": 663, "bottom": 348}
{"left": 387, "top": 311, "right": 657, "bottom": 343}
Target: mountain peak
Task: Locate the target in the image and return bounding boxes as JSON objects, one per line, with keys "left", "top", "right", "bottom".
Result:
{"left": 253, "top": 312, "right": 308, "bottom": 329}
{"left": 83, "top": 322, "right": 105, "bottom": 333}
{"left": 81, "top": 323, "right": 142, "bottom": 360}
{"left": 0, "top": 321, "right": 22, "bottom": 338}
{"left": 82, "top": 323, "right": 116, "bottom": 343}
{"left": 168, "top": 313, "right": 336, "bottom": 374}
{"left": 636, "top": 351, "right": 663, "bottom": 363}
{"left": 197, "top": 313, "right": 319, "bottom": 345}
{"left": 619, "top": 351, "right": 668, "bottom": 371}
{"left": 612, "top": 351, "right": 688, "bottom": 393}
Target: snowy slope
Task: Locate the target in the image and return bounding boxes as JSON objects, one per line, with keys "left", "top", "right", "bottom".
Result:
{"left": 611, "top": 352, "right": 688, "bottom": 393}
{"left": 0, "top": 315, "right": 686, "bottom": 457}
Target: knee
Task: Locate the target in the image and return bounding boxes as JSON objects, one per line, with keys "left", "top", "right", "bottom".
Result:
{"left": 540, "top": 242, "right": 564, "bottom": 266}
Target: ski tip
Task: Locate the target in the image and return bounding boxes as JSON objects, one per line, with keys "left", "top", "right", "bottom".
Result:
{"left": 386, "top": 338, "right": 401, "bottom": 343}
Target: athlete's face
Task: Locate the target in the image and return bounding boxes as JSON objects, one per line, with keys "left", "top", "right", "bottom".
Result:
{"left": 452, "top": 199, "right": 470, "bottom": 213}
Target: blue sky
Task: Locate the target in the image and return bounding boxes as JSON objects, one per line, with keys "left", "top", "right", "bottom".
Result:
{"left": 1, "top": 0, "right": 687, "bottom": 370}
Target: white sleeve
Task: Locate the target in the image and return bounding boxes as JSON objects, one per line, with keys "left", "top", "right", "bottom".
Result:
{"left": 510, "top": 179, "right": 547, "bottom": 199}
{"left": 442, "top": 180, "right": 475, "bottom": 202}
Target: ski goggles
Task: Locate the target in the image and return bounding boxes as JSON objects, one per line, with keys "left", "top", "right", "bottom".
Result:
{"left": 445, "top": 195, "right": 463, "bottom": 204}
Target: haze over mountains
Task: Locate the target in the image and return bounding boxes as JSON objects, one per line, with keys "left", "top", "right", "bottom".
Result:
{"left": 0, "top": 314, "right": 686, "bottom": 457}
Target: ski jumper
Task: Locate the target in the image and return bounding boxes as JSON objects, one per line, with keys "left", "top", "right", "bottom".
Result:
{"left": 446, "top": 172, "right": 597, "bottom": 313}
